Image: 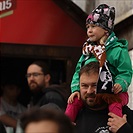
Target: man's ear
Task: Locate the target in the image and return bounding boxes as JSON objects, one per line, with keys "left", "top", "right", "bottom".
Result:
{"left": 44, "top": 74, "right": 51, "bottom": 82}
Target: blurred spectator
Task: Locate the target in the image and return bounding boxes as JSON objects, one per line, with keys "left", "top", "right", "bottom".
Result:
{"left": 20, "top": 107, "right": 74, "bottom": 133}
{"left": 0, "top": 79, "right": 26, "bottom": 132}
{"left": 26, "top": 61, "right": 69, "bottom": 111}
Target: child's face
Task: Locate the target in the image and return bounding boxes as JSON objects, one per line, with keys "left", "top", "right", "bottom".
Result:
{"left": 86, "top": 24, "right": 108, "bottom": 43}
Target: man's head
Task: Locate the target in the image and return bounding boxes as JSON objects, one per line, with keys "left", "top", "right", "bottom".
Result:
{"left": 79, "top": 62, "right": 99, "bottom": 107}
{"left": 86, "top": 4, "right": 115, "bottom": 34}
{"left": 1, "top": 79, "right": 21, "bottom": 101}
{"left": 20, "top": 108, "right": 74, "bottom": 133}
{"left": 26, "top": 61, "right": 51, "bottom": 92}
{"left": 79, "top": 62, "right": 120, "bottom": 109}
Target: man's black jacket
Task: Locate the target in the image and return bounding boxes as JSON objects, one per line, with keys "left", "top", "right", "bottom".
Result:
{"left": 32, "top": 84, "right": 69, "bottom": 111}
{"left": 75, "top": 105, "right": 133, "bottom": 133}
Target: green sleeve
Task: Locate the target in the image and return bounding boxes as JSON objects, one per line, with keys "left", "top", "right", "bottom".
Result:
{"left": 71, "top": 55, "right": 85, "bottom": 93}
{"left": 109, "top": 47, "right": 132, "bottom": 92}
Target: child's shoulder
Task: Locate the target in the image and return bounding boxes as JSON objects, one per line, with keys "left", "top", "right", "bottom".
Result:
{"left": 106, "top": 33, "right": 128, "bottom": 50}
{"left": 116, "top": 39, "right": 128, "bottom": 48}
{"left": 107, "top": 39, "right": 128, "bottom": 51}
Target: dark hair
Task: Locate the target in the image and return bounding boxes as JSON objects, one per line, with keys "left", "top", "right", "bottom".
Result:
{"left": 20, "top": 107, "right": 74, "bottom": 133}
{"left": 31, "top": 61, "right": 50, "bottom": 75}
{"left": 79, "top": 61, "right": 99, "bottom": 77}
{"left": 1, "top": 78, "right": 21, "bottom": 95}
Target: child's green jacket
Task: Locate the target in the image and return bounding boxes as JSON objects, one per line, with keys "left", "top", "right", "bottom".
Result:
{"left": 71, "top": 32, "right": 133, "bottom": 93}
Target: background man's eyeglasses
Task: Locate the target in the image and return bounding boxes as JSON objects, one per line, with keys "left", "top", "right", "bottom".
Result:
{"left": 26, "top": 73, "right": 44, "bottom": 78}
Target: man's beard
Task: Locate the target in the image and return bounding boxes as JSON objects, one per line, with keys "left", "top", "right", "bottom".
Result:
{"left": 83, "top": 93, "right": 96, "bottom": 107}
{"left": 83, "top": 93, "right": 107, "bottom": 109}
{"left": 29, "top": 82, "right": 43, "bottom": 93}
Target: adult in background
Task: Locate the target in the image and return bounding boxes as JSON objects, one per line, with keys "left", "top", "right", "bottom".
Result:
{"left": 0, "top": 79, "right": 26, "bottom": 132}
{"left": 20, "top": 107, "right": 74, "bottom": 133}
{"left": 26, "top": 60, "right": 68, "bottom": 111}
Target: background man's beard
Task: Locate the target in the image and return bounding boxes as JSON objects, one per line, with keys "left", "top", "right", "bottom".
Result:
{"left": 29, "top": 83, "right": 43, "bottom": 93}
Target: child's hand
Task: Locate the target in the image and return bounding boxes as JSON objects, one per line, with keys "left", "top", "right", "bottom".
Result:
{"left": 67, "top": 91, "right": 80, "bottom": 104}
{"left": 113, "top": 83, "right": 122, "bottom": 94}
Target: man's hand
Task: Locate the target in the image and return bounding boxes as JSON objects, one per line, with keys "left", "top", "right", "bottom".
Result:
{"left": 107, "top": 112, "right": 127, "bottom": 133}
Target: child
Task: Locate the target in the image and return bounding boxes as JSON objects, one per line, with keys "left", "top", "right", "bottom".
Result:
{"left": 65, "top": 4, "right": 132, "bottom": 122}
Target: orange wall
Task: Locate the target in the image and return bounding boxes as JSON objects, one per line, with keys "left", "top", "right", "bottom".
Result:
{"left": 0, "top": 0, "right": 86, "bottom": 46}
